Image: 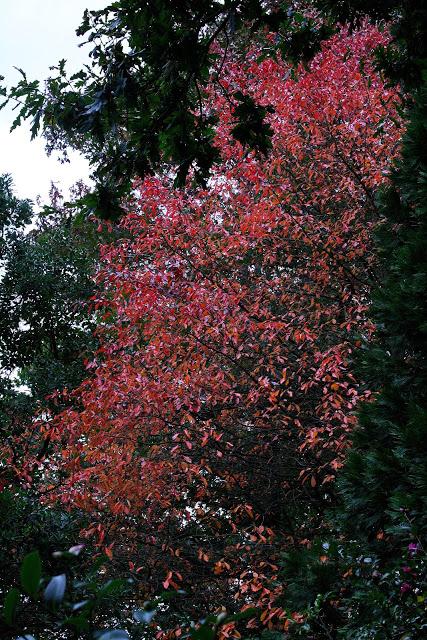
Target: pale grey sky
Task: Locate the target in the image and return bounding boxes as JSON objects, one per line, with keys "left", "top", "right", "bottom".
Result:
{"left": 0, "top": 0, "right": 107, "bottom": 203}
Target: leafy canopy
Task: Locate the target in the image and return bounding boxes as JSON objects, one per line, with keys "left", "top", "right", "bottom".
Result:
{"left": 19, "top": 23, "right": 403, "bottom": 637}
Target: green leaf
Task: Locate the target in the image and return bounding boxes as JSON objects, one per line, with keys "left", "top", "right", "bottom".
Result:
{"left": 20, "top": 551, "right": 42, "bottom": 598}
{"left": 190, "top": 624, "right": 215, "bottom": 640}
{"left": 63, "top": 613, "right": 90, "bottom": 631}
{"left": 13, "top": 67, "right": 27, "bottom": 80}
{"left": 97, "top": 578, "right": 127, "bottom": 598}
{"left": 3, "top": 587, "right": 19, "bottom": 625}
{"left": 30, "top": 111, "right": 42, "bottom": 140}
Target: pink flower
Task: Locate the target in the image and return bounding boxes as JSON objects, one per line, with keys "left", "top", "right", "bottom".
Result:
{"left": 400, "top": 582, "right": 412, "bottom": 594}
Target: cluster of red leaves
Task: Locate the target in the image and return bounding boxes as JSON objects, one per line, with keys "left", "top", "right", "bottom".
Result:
{"left": 29, "top": 24, "right": 401, "bottom": 635}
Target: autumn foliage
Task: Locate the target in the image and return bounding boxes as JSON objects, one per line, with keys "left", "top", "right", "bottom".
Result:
{"left": 28, "top": 24, "right": 402, "bottom": 634}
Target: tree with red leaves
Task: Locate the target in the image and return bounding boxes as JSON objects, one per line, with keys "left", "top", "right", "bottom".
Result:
{"left": 27, "top": 23, "right": 401, "bottom": 636}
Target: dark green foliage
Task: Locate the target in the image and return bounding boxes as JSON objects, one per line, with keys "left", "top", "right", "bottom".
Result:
{"left": 1, "top": 546, "right": 258, "bottom": 639}
{"left": 281, "top": 535, "right": 427, "bottom": 639}
{"left": 0, "top": 178, "right": 99, "bottom": 420}
{"left": 315, "top": 0, "right": 398, "bottom": 22}
{"left": 0, "top": 1, "right": 288, "bottom": 219}
{"left": 0, "top": 488, "right": 81, "bottom": 603}
{"left": 335, "top": 65, "right": 427, "bottom": 579}
{"left": 282, "top": 540, "right": 342, "bottom": 612}
{"left": 230, "top": 92, "right": 274, "bottom": 156}
{"left": 0, "top": 174, "right": 32, "bottom": 244}
{"left": 0, "top": 377, "right": 34, "bottom": 456}
{"left": 20, "top": 551, "right": 42, "bottom": 598}
{"left": 1, "top": 542, "right": 132, "bottom": 638}
{"left": 336, "top": 77, "right": 427, "bottom": 589}
{"left": 316, "top": 0, "right": 427, "bottom": 89}
{"left": 276, "top": 7, "right": 335, "bottom": 66}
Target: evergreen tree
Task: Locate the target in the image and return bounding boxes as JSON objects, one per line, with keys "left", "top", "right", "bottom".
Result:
{"left": 340, "top": 87, "right": 427, "bottom": 545}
